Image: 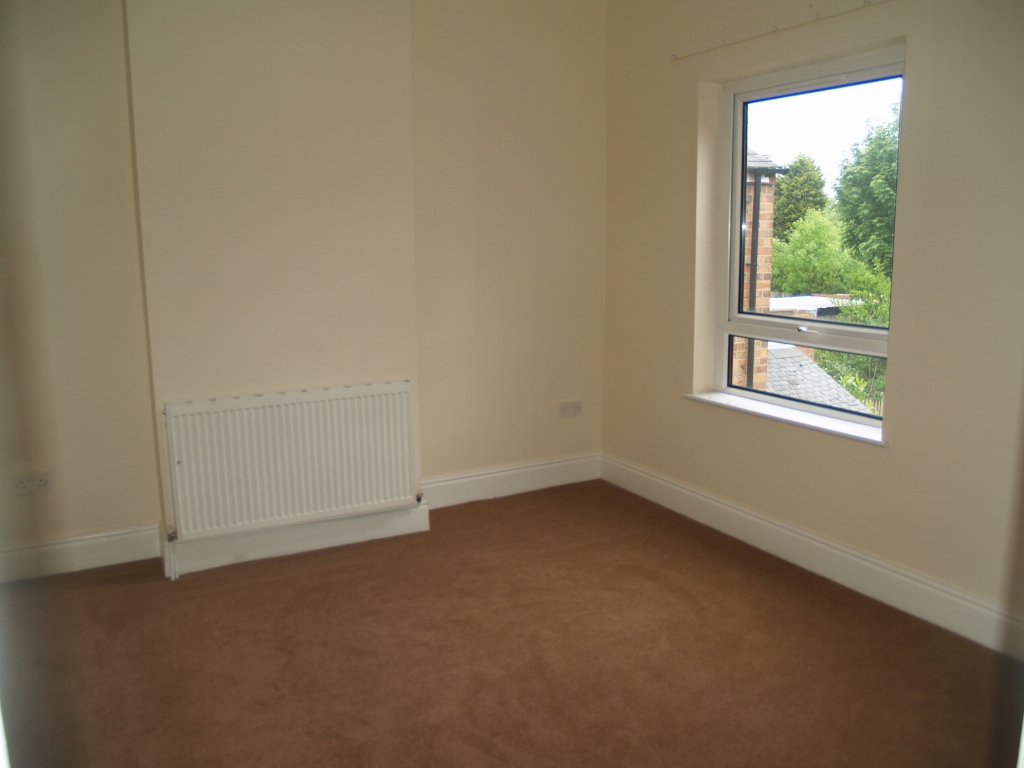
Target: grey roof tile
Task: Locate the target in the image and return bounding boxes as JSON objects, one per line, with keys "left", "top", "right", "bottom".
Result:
{"left": 765, "top": 345, "right": 873, "bottom": 414}
{"left": 747, "top": 150, "right": 787, "bottom": 172}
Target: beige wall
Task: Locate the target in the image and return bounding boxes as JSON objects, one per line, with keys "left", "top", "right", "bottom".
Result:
{"left": 4, "top": 0, "right": 1023, "bottom": 623}
{"left": 0, "top": 0, "right": 161, "bottom": 546}
{"left": 125, "top": 0, "right": 419, "bottom": 401}
{"left": 124, "top": 1, "right": 420, "bottom": 520}
{"left": 604, "top": 0, "right": 1024, "bottom": 606}
{"left": 1, "top": 0, "right": 609, "bottom": 546}
{"left": 0, "top": 0, "right": 34, "bottom": 545}
{"left": 412, "top": 0, "right": 608, "bottom": 479}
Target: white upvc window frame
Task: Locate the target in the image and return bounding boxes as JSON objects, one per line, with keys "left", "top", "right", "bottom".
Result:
{"left": 712, "top": 46, "right": 905, "bottom": 434}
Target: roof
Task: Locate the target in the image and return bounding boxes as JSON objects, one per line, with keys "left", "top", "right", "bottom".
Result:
{"left": 747, "top": 150, "right": 787, "bottom": 173}
{"left": 768, "top": 295, "right": 838, "bottom": 313}
{"left": 765, "top": 343, "right": 872, "bottom": 414}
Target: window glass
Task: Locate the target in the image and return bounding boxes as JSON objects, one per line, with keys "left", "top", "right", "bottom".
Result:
{"left": 738, "top": 78, "right": 902, "bottom": 332}
{"left": 728, "top": 336, "right": 885, "bottom": 418}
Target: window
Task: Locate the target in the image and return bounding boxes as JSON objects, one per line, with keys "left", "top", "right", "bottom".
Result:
{"left": 714, "top": 48, "right": 904, "bottom": 435}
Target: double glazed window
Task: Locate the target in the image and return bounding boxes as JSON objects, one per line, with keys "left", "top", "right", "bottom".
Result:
{"left": 719, "top": 49, "right": 903, "bottom": 425}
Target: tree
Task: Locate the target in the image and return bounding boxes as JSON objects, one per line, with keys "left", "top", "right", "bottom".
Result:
{"left": 772, "top": 154, "right": 828, "bottom": 242}
{"left": 771, "top": 209, "right": 874, "bottom": 296}
{"left": 770, "top": 204, "right": 891, "bottom": 413}
{"left": 835, "top": 110, "right": 900, "bottom": 277}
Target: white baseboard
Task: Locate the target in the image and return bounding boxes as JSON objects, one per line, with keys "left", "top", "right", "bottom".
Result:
{"left": 0, "top": 524, "right": 161, "bottom": 583}
{"left": 5, "top": 453, "right": 1019, "bottom": 658}
{"left": 600, "top": 454, "right": 1024, "bottom": 657}
{"left": 422, "top": 453, "right": 602, "bottom": 509}
{"left": 165, "top": 503, "right": 430, "bottom": 578}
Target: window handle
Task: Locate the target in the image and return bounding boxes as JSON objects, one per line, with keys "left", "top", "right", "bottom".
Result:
{"left": 797, "top": 326, "right": 819, "bottom": 334}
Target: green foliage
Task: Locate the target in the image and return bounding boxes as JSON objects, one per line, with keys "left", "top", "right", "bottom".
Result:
{"left": 816, "top": 350, "right": 887, "bottom": 414}
{"left": 761, "top": 104, "right": 900, "bottom": 413}
{"left": 772, "top": 154, "right": 828, "bottom": 243}
{"left": 816, "top": 274, "right": 891, "bottom": 412}
{"left": 836, "top": 274, "right": 891, "bottom": 329}
{"left": 835, "top": 110, "right": 900, "bottom": 277}
{"left": 771, "top": 209, "right": 874, "bottom": 296}
{"left": 815, "top": 274, "right": 888, "bottom": 411}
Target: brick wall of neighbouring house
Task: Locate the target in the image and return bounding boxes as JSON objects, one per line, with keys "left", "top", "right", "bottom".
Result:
{"left": 731, "top": 171, "right": 776, "bottom": 389}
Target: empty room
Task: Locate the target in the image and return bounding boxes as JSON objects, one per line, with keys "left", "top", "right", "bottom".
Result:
{"left": 1, "top": 0, "right": 1023, "bottom": 765}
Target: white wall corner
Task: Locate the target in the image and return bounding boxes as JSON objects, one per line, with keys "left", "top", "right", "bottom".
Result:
{"left": 600, "top": 453, "right": 1024, "bottom": 657}
{"left": 422, "top": 454, "right": 602, "bottom": 510}
{"left": 0, "top": 524, "right": 161, "bottom": 583}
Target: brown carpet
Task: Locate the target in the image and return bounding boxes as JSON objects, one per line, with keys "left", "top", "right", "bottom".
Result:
{"left": 0, "top": 480, "right": 1020, "bottom": 767}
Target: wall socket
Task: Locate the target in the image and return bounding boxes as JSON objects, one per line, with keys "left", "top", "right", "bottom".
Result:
{"left": 559, "top": 400, "right": 583, "bottom": 418}
{"left": 6, "top": 463, "right": 51, "bottom": 496}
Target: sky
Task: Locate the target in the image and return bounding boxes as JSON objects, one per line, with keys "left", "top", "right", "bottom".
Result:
{"left": 746, "top": 77, "right": 903, "bottom": 198}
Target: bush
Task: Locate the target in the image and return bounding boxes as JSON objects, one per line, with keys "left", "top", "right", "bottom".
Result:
{"left": 771, "top": 209, "right": 874, "bottom": 296}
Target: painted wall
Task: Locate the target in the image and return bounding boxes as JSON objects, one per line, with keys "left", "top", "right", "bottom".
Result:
{"left": 0, "top": 0, "right": 161, "bottom": 546}
{"left": 4, "top": 0, "right": 1022, "bottom": 627}
{"left": 412, "top": 0, "right": 608, "bottom": 479}
{"left": 124, "top": 1, "right": 420, "bottom": 521}
{"left": 604, "top": 0, "right": 1024, "bottom": 607}
{"left": 0, "top": 0, "right": 35, "bottom": 546}
{"left": 0, "top": 0, "right": 608, "bottom": 548}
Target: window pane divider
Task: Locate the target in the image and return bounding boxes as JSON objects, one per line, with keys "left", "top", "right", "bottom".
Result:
{"left": 724, "top": 317, "right": 888, "bottom": 358}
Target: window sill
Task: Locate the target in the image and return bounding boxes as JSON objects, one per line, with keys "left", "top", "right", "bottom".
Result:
{"left": 686, "top": 391, "right": 886, "bottom": 445}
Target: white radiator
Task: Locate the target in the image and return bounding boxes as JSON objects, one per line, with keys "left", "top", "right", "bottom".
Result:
{"left": 164, "top": 381, "right": 416, "bottom": 543}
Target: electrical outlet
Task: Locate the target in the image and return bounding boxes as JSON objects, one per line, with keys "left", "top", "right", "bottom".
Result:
{"left": 559, "top": 400, "right": 583, "bottom": 418}
{"left": 33, "top": 471, "right": 50, "bottom": 492}
{"left": 5, "top": 463, "right": 51, "bottom": 496}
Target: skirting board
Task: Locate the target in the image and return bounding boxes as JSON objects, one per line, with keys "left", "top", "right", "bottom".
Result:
{"left": 165, "top": 502, "right": 430, "bottom": 579}
{"left": 600, "top": 454, "right": 1024, "bottom": 658}
{"left": 0, "top": 524, "right": 161, "bottom": 583}
{"left": 422, "top": 454, "right": 602, "bottom": 510}
{"left": 4, "top": 452, "right": 1019, "bottom": 657}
